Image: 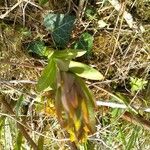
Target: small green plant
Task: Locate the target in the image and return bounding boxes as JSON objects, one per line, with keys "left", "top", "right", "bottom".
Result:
{"left": 130, "top": 77, "right": 148, "bottom": 94}
{"left": 36, "top": 48, "right": 104, "bottom": 143}
{"left": 28, "top": 12, "right": 104, "bottom": 144}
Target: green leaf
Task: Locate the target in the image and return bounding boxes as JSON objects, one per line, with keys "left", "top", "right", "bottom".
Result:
{"left": 126, "top": 126, "right": 140, "bottom": 150}
{"left": 54, "top": 59, "right": 70, "bottom": 71}
{"left": 38, "top": 0, "right": 48, "bottom": 5}
{"left": 75, "top": 76, "right": 96, "bottom": 132}
{"left": 118, "top": 126, "right": 126, "bottom": 147}
{"left": 72, "top": 49, "right": 87, "bottom": 57}
{"left": 37, "top": 135, "right": 44, "bottom": 150}
{"left": 85, "top": 7, "right": 96, "bottom": 20}
{"left": 44, "top": 13, "right": 76, "bottom": 48}
{"left": 27, "top": 40, "right": 47, "bottom": 56}
{"left": 0, "top": 117, "right": 5, "bottom": 137}
{"left": 69, "top": 61, "right": 104, "bottom": 80}
{"left": 74, "top": 32, "right": 94, "bottom": 57}
{"left": 130, "top": 77, "right": 148, "bottom": 94}
{"left": 55, "top": 87, "right": 64, "bottom": 125}
{"left": 15, "top": 94, "right": 24, "bottom": 117}
{"left": 53, "top": 49, "right": 86, "bottom": 60}
{"left": 20, "top": 27, "right": 31, "bottom": 37}
{"left": 79, "top": 141, "right": 95, "bottom": 150}
{"left": 14, "top": 132, "right": 23, "bottom": 150}
{"left": 111, "top": 108, "right": 123, "bottom": 121}
{"left": 37, "top": 59, "right": 57, "bottom": 92}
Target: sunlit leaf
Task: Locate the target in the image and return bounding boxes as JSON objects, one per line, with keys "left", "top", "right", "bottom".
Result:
{"left": 72, "top": 49, "right": 87, "bottom": 57}
{"left": 53, "top": 49, "right": 86, "bottom": 60}
{"left": 75, "top": 76, "right": 96, "bottom": 132}
{"left": 69, "top": 61, "right": 104, "bottom": 80}
{"left": 44, "top": 13, "right": 75, "bottom": 47}
{"left": 37, "top": 59, "right": 57, "bottom": 92}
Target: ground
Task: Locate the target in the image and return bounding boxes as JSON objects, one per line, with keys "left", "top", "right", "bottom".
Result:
{"left": 0, "top": 0, "right": 150, "bottom": 149}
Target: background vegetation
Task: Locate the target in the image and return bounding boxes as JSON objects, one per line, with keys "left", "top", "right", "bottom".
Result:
{"left": 0, "top": 0, "right": 150, "bottom": 149}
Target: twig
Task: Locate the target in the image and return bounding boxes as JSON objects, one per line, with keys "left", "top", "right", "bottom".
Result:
{"left": 0, "top": 80, "right": 37, "bottom": 84}
{"left": 96, "top": 99, "right": 150, "bottom": 131}
{"left": 105, "top": 0, "right": 125, "bottom": 75}
{"left": 96, "top": 101, "right": 150, "bottom": 113}
{"left": 89, "top": 137, "right": 111, "bottom": 149}
{"left": 108, "top": 0, "right": 137, "bottom": 29}
{"left": 122, "top": 112, "right": 150, "bottom": 131}
{"left": 2, "top": 80, "right": 150, "bottom": 113}
{"left": 0, "top": 0, "right": 23, "bottom": 19}
{"left": 23, "top": 0, "right": 42, "bottom": 10}
{"left": 0, "top": 0, "right": 42, "bottom": 19}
